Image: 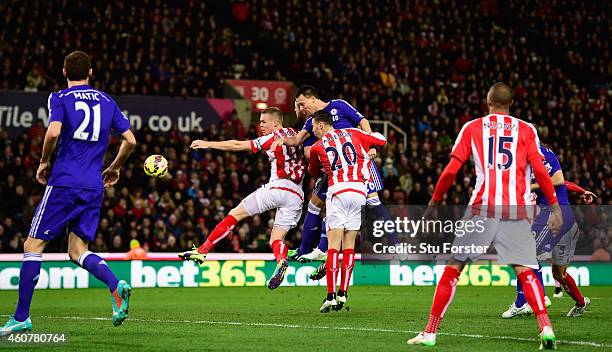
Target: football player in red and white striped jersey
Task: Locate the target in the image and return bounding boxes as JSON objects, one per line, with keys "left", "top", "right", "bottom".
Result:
{"left": 179, "top": 107, "right": 305, "bottom": 290}
{"left": 249, "top": 125, "right": 306, "bottom": 184}
{"left": 309, "top": 125, "right": 387, "bottom": 189}
{"left": 408, "top": 83, "right": 563, "bottom": 349}
{"left": 449, "top": 106, "right": 548, "bottom": 218}
{"left": 308, "top": 110, "right": 386, "bottom": 312}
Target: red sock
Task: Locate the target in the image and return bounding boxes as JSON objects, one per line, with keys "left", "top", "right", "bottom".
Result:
{"left": 270, "top": 239, "right": 288, "bottom": 263}
{"left": 425, "top": 266, "right": 460, "bottom": 333}
{"left": 558, "top": 273, "right": 585, "bottom": 306}
{"left": 197, "top": 215, "right": 238, "bottom": 254}
{"left": 518, "top": 269, "right": 551, "bottom": 332}
{"left": 326, "top": 249, "right": 339, "bottom": 294}
{"left": 340, "top": 249, "right": 355, "bottom": 293}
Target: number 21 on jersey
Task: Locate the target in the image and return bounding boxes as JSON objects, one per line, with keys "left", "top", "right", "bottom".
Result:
{"left": 73, "top": 101, "right": 101, "bottom": 142}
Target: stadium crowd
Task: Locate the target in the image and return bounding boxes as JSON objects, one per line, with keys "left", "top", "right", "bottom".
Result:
{"left": 0, "top": 0, "right": 610, "bottom": 256}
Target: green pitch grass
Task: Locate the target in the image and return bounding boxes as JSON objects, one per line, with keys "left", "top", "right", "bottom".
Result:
{"left": 0, "top": 286, "right": 611, "bottom": 351}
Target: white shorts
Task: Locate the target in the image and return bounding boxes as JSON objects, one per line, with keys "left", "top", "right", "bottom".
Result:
{"left": 326, "top": 182, "right": 367, "bottom": 231}
{"left": 452, "top": 214, "right": 538, "bottom": 268}
{"left": 240, "top": 179, "right": 304, "bottom": 230}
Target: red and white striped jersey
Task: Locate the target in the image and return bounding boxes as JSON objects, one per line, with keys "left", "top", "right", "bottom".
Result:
{"left": 309, "top": 128, "right": 387, "bottom": 186}
{"left": 451, "top": 114, "right": 544, "bottom": 209}
{"left": 250, "top": 127, "right": 305, "bottom": 184}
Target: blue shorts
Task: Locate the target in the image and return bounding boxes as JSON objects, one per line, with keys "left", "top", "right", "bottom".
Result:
{"left": 366, "top": 162, "right": 384, "bottom": 194}
{"left": 29, "top": 185, "right": 103, "bottom": 242}
{"left": 532, "top": 204, "right": 575, "bottom": 254}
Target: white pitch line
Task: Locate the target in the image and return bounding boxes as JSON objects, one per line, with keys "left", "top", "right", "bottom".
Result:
{"left": 3, "top": 314, "right": 611, "bottom": 349}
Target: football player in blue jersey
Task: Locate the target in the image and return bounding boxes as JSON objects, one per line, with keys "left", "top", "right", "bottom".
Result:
{"left": 1, "top": 51, "right": 137, "bottom": 335}
{"left": 501, "top": 145, "right": 596, "bottom": 319}
{"left": 273, "top": 85, "right": 394, "bottom": 265}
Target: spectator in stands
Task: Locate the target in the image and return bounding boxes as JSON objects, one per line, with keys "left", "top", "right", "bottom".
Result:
{"left": 591, "top": 241, "right": 611, "bottom": 262}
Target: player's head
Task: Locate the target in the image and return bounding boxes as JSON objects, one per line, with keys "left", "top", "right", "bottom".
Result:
{"left": 63, "top": 51, "right": 92, "bottom": 82}
{"left": 294, "top": 100, "right": 307, "bottom": 120}
{"left": 295, "top": 85, "right": 321, "bottom": 116}
{"left": 259, "top": 107, "right": 283, "bottom": 134}
{"left": 486, "top": 82, "right": 513, "bottom": 113}
{"left": 312, "top": 110, "right": 333, "bottom": 139}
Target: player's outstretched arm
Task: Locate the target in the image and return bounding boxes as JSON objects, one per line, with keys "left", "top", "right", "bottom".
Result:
{"left": 102, "top": 129, "right": 137, "bottom": 188}
{"left": 36, "top": 121, "right": 62, "bottom": 185}
{"left": 564, "top": 180, "right": 597, "bottom": 204}
{"left": 190, "top": 139, "right": 251, "bottom": 152}
{"left": 270, "top": 130, "right": 310, "bottom": 150}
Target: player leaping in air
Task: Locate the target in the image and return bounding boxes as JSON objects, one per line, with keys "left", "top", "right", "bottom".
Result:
{"left": 501, "top": 144, "right": 596, "bottom": 319}
{"left": 407, "top": 82, "right": 563, "bottom": 349}
{"left": 178, "top": 107, "right": 305, "bottom": 289}
{"left": 1, "top": 51, "right": 136, "bottom": 335}
{"left": 272, "top": 85, "right": 394, "bottom": 263}
{"left": 307, "top": 110, "right": 387, "bottom": 312}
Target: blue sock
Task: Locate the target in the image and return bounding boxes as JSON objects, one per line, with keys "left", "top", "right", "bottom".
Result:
{"left": 298, "top": 202, "right": 322, "bottom": 256}
{"left": 317, "top": 218, "right": 328, "bottom": 251}
{"left": 515, "top": 265, "right": 544, "bottom": 307}
{"left": 535, "top": 265, "right": 544, "bottom": 294}
{"left": 515, "top": 280, "right": 527, "bottom": 307}
{"left": 14, "top": 253, "right": 42, "bottom": 322}
{"left": 366, "top": 196, "right": 400, "bottom": 244}
{"left": 78, "top": 251, "right": 119, "bottom": 293}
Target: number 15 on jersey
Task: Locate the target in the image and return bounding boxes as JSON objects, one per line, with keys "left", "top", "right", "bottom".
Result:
{"left": 487, "top": 135, "right": 514, "bottom": 170}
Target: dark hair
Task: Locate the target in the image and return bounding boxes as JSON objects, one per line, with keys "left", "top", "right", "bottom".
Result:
{"left": 312, "top": 110, "right": 332, "bottom": 125}
{"left": 64, "top": 51, "right": 91, "bottom": 81}
{"left": 296, "top": 85, "right": 318, "bottom": 99}
{"left": 261, "top": 106, "right": 283, "bottom": 122}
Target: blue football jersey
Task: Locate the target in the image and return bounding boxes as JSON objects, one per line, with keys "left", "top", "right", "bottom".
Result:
{"left": 302, "top": 99, "right": 364, "bottom": 146}
{"left": 532, "top": 146, "right": 570, "bottom": 206}
{"left": 47, "top": 85, "right": 131, "bottom": 190}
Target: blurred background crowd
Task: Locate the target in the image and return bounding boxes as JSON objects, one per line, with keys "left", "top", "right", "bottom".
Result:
{"left": 0, "top": 0, "right": 610, "bottom": 257}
